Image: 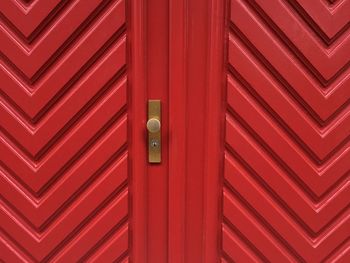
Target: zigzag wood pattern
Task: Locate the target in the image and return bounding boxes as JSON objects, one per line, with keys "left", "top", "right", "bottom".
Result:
{"left": 289, "top": 0, "right": 350, "bottom": 40}
{"left": 0, "top": 0, "right": 129, "bottom": 261}
{"left": 0, "top": 0, "right": 68, "bottom": 40}
{"left": 223, "top": 0, "right": 350, "bottom": 262}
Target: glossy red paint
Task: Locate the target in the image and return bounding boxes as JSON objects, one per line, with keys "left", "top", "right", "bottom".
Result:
{"left": 224, "top": 0, "right": 350, "bottom": 262}
{"left": 1, "top": 0, "right": 349, "bottom": 262}
{"left": 1, "top": 0, "right": 129, "bottom": 261}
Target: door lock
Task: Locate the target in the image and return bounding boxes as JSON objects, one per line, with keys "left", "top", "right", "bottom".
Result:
{"left": 147, "top": 100, "right": 161, "bottom": 163}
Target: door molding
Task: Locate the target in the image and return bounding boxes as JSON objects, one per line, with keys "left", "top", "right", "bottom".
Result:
{"left": 168, "top": 0, "right": 226, "bottom": 262}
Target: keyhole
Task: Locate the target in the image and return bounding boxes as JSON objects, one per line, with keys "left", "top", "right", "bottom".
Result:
{"left": 151, "top": 139, "right": 159, "bottom": 148}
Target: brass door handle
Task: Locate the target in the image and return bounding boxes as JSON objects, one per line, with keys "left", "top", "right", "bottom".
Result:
{"left": 147, "top": 118, "right": 161, "bottom": 133}
{"left": 148, "top": 100, "right": 161, "bottom": 163}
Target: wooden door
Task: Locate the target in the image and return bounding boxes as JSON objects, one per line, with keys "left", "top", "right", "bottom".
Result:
{"left": 222, "top": 0, "right": 350, "bottom": 262}
{"left": 1, "top": 0, "right": 349, "bottom": 262}
{"left": 0, "top": 0, "right": 139, "bottom": 261}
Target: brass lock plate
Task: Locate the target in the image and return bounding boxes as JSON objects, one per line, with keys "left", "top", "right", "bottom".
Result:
{"left": 148, "top": 100, "right": 161, "bottom": 163}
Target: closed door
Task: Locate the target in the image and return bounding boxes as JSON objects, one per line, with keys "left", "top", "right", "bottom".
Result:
{"left": 1, "top": 0, "right": 349, "bottom": 262}
{"left": 223, "top": 0, "right": 350, "bottom": 262}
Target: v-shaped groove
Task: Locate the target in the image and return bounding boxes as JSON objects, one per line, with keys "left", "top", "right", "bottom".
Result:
{"left": 0, "top": 0, "right": 73, "bottom": 43}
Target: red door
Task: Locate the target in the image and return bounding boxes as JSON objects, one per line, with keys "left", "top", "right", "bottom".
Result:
{"left": 223, "top": 0, "right": 350, "bottom": 262}
{"left": 1, "top": 0, "right": 130, "bottom": 261}
{"left": 1, "top": 0, "right": 349, "bottom": 262}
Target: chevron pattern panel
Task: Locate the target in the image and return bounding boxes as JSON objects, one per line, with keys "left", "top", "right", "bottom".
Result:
{"left": 0, "top": 0, "right": 129, "bottom": 262}
{"left": 224, "top": 0, "right": 350, "bottom": 262}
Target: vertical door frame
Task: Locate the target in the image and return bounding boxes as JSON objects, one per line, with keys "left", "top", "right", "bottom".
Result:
{"left": 144, "top": 0, "right": 170, "bottom": 262}
{"left": 168, "top": 0, "right": 187, "bottom": 261}
{"left": 202, "top": 0, "right": 226, "bottom": 262}
{"left": 130, "top": 0, "right": 170, "bottom": 262}
{"left": 129, "top": 0, "right": 147, "bottom": 261}
{"left": 130, "top": 0, "right": 226, "bottom": 261}
{"left": 168, "top": 0, "right": 226, "bottom": 262}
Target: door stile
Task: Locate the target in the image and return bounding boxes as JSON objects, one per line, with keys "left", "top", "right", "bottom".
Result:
{"left": 168, "top": 0, "right": 225, "bottom": 262}
{"left": 129, "top": 0, "right": 147, "bottom": 262}
{"left": 202, "top": 0, "right": 226, "bottom": 262}
{"left": 145, "top": 0, "right": 170, "bottom": 262}
{"left": 168, "top": 0, "right": 188, "bottom": 262}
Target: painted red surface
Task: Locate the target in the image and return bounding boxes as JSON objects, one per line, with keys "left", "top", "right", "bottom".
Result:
{"left": 1, "top": 0, "right": 349, "bottom": 262}
{"left": 224, "top": 0, "right": 350, "bottom": 262}
{"left": 1, "top": 0, "right": 129, "bottom": 261}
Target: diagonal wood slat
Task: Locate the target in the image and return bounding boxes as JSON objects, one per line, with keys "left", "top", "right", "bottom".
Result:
{"left": 0, "top": 0, "right": 125, "bottom": 79}
{"left": 291, "top": 0, "right": 350, "bottom": 40}
{"left": 230, "top": 0, "right": 350, "bottom": 122}
{"left": 0, "top": 85, "right": 127, "bottom": 193}
{"left": 227, "top": 77, "right": 349, "bottom": 197}
{"left": 229, "top": 35, "right": 350, "bottom": 161}
{"left": 0, "top": 0, "right": 129, "bottom": 261}
{"left": 0, "top": 2, "right": 125, "bottom": 120}
{"left": 1, "top": 121, "right": 127, "bottom": 229}
{"left": 0, "top": 41, "right": 126, "bottom": 157}
{"left": 222, "top": 224, "right": 266, "bottom": 263}
{"left": 225, "top": 119, "right": 349, "bottom": 234}
{"left": 0, "top": 156, "right": 128, "bottom": 262}
{"left": 224, "top": 0, "right": 350, "bottom": 262}
{"left": 0, "top": 0, "right": 65, "bottom": 39}
{"left": 245, "top": 0, "right": 350, "bottom": 81}
{"left": 81, "top": 224, "right": 128, "bottom": 263}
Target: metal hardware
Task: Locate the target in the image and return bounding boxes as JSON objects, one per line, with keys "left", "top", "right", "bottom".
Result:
{"left": 148, "top": 100, "right": 161, "bottom": 163}
{"left": 147, "top": 118, "right": 161, "bottom": 133}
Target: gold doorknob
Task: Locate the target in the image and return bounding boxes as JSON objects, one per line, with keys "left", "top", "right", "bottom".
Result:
{"left": 147, "top": 118, "right": 161, "bottom": 133}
